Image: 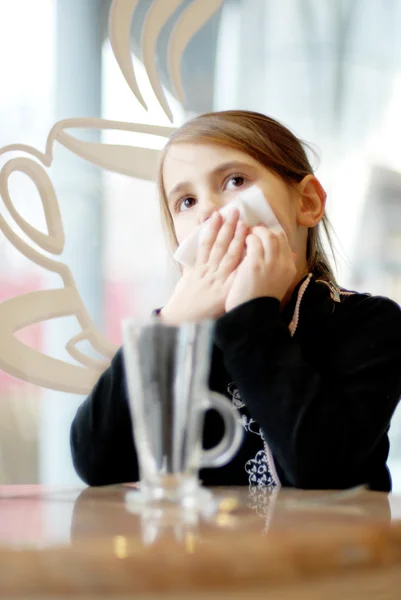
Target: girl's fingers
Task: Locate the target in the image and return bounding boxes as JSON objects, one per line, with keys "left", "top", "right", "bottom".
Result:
{"left": 276, "top": 230, "right": 296, "bottom": 266}
{"left": 251, "top": 226, "right": 278, "bottom": 263}
{"left": 208, "top": 208, "right": 240, "bottom": 267}
{"left": 276, "top": 229, "right": 290, "bottom": 259}
{"left": 224, "top": 269, "right": 238, "bottom": 291}
{"left": 251, "top": 226, "right": 295, "bottom": 266}
{"left": 272, "top": 230, "right": 297, "bottom": 278}
{"left": 196, "top": 212, "right": 222, "bottom": 265}
{"left": 245, "top": 233, "right": 264, "bottom": 260}
{"left": 218, "top": 220, "right": 248, "bottom": 276}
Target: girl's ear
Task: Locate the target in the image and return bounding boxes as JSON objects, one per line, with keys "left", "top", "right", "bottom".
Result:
{"left": 296, "top": 175, "right": 326, "bottom": 227}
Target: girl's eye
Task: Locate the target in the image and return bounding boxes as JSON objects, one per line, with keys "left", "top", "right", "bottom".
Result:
{"left": 225, "top": 175, "right": 246, "bottom": 191}
{"left": 178, "top": 196, "right": 197, "bottom": 212}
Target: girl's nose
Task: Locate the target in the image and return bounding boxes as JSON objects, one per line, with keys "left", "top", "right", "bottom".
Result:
{"left": 198, "top": 194, "right": 222, "bottom": 224}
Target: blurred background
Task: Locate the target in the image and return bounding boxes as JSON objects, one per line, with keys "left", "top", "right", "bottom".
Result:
{"left": 1, "top": 0, "right": 401, "bottom": 491}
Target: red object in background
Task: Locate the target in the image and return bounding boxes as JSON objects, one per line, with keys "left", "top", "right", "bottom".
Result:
{"left": 0, "top": 276, "right": 132, "bottom": 387}
{"left": 105, "top": 279, "right": 137, "bottom": 347}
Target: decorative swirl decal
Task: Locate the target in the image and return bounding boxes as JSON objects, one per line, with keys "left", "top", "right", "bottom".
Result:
{"left": 141, "top": 0, "right": 185, "bottom": 122}
{"left": 0, "top": 148, "right": 115, "bottom": 393}
{"left": 109, "top": 0, "right": 147, "bottom": 112}
{"left": 109, "top": 0, "right": 222, "bottom": 121}
{"left": 0, "top": 0, "right": 221, "bottom": 393}
{"left": 168, "top": 0, "right": 224, "bottom": 104}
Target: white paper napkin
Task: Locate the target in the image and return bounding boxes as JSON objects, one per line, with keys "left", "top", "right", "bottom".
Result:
{"left": 173, "top": 185, "right": 283, "bottom": 267}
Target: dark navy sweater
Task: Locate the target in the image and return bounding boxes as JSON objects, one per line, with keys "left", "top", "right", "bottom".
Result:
{"left": 70, "top": 276, "right": 401, "bottom": 492}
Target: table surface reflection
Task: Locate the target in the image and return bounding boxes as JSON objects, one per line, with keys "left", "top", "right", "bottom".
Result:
{"left": 1, "top": 484, "right": 401, "bottom": 599}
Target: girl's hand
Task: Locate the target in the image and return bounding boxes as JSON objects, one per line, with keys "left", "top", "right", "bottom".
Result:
{"left": 161, "top": 210, "right": 248, "bottom": 324}
{"left": 225, "top": 226, "right": 297, "bottom": 313}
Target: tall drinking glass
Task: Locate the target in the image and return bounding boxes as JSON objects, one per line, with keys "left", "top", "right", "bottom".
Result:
{"left": 122, "top": 318, "right": 243, "bottom": 504}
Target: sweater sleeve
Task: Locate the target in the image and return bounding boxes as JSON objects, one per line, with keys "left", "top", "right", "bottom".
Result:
{"left": 214, "top": 295, "right": 401, "bottom": 489}
{"left": 70, "top": 348, "right": 138, "bottom": 486}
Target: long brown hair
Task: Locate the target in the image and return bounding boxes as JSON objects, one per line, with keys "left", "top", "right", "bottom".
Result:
{"left": 158, "top": 110, "right": 336, "bottom": 282}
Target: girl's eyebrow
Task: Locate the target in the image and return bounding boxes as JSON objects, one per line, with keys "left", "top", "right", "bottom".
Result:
{"left": 166, "top": 160, "right": 257, "bottom": 199}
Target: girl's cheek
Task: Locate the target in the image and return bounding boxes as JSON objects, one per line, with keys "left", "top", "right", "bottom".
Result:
{"left": 174, "top": 223, "right": 192, "bottom": 245}
{"left": 276, "top": 220, "right": 297, "bottom": 250}
{"left": 276, "top": 205, "right": 298, "bottom": 238}
{"left": 175, "top": 211, "right": 202, "bottom": 243}
{"left": 272, "top": 212, "right": 292, "bottom": 239}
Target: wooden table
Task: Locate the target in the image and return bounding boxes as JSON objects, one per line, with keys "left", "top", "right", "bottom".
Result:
{"left": 1, "top": 484, "right": 401, "bottom": 599}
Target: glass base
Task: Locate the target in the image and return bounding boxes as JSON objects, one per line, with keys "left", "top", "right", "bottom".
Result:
{"left": 124, "top": 481, "right": 240, "bottom": 546}
{"left": 125, "top": 475, "right": 216, "bottom": 513}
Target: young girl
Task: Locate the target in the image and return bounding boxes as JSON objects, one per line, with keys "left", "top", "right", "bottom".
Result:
{"left": 71, "top": 110, "right": 401, "bottom": 492}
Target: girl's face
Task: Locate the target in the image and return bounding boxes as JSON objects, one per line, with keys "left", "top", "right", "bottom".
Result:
{"left": 162, "top": 142, "right": 306, "bottom": 254}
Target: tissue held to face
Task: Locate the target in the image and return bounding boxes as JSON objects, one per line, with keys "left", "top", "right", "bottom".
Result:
{"left": 163, "top": 143, "right": 303, "bottom": 258}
